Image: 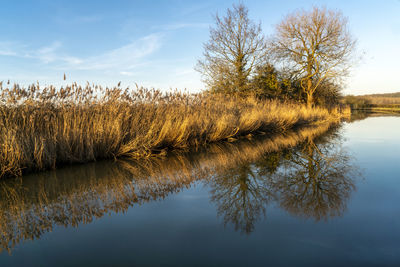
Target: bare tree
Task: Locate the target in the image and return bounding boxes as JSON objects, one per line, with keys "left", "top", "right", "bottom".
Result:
{"left": 271, "top": 7, "right": 356, "bottom": 106}
{"left": 196, "top": 4, "right": 268, "bottom": 95}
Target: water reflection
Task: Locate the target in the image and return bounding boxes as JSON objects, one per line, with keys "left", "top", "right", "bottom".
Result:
{"left": 209, "top": 160, "right": 274, "bottom": 234}
{"left": 271, "top": 135, "right": 357, "bottom": 220}
{"left": 0, "top": 121, "right": 359, "bottom": 252}
{"left": 208, "top": 127, "right": 358, "bottom": 233}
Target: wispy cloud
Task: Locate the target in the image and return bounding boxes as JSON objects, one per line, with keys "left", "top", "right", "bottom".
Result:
{"left": 0, "top": 50, "right": 17, "bottom": 56}
{"left": 36, "top": 42, "right": 83, "bottom": 65}
{"left": 74, "top": 33, "right": 162, "bottom": 70}
{"left": 0, "top": 33, "right": 162, "bottom": 73}
{"left": 0, "top": 41, "right": 21, "bottom": 56}
{"left": 36, "top": 41, "right": 63, "bottom": 63}
{"left": 0, "top": 40, "right": 82, "bottom": 65}
{"left": 120, "top": 71, "right": 134, "bottom": 76}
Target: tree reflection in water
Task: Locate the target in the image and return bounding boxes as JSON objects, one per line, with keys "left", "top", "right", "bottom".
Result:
{"left": 272, "top": 136, "right": 357, "bottom": 220}
{"left": 209, "top": 163, "right": 274, "bottom": 234}
{"left": 0, "top": 121, "right": 359, "bottom": 252}
{"left": 208, "top": 126, "right": 359, "bottom": 234}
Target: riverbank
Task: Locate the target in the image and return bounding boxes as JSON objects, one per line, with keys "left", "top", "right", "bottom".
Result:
{"left": 342, "top": 93, "right": 400, "bottom": 114}
{"left": 0, "top": 83, "right": 348, "bottom": 178}
{"left": 352, "top": 106, "right": 400, "bottom": 114}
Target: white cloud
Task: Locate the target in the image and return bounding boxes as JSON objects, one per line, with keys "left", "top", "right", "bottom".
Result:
{"left": 120, "top": 71, "right": 134, "bottom": 76}
{"left": 0, "top": 33, "right": 162, "bottom": 73}
{"left": 0, "top": 41, "right": 22, "bottom": 57}
{"left": 73, "top": 33, "right": 162, "bottom": 70}
{"left": 0, "top": 40, "right": 83, "bottom": 66}
{"left": 36, "top": 41, "right": 62, "bottom": 63}
{"left": 0, "top": 50, "right": 17, "bottom": 56}
{"left": 33, "top": 42, "right": 84, "bottom": 65}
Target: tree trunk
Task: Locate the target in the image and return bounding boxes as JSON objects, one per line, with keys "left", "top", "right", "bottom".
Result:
{"left": 306, "top": 78, "right": 313, "bottom": 108}
{"left": 236, "top": 55, "right": 246, "bottom": 93}
{"left": 307, "top": 93, "right": 313, "bottom": 108}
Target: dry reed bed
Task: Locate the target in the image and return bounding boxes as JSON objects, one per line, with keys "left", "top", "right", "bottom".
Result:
{"left": 0, "top": 83, "right": 341, "bottom": 178}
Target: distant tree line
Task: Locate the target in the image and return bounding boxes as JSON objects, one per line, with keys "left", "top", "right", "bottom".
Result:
{"left": 196, "top": 4, "right": 356, "bottom": 107}
{"left": 342, "top": 94, "right": 400, "bottom": 109}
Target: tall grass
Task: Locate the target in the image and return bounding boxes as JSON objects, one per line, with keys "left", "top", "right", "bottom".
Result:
{"left": 0, "top": 82, "right": 344, "bottom": 178}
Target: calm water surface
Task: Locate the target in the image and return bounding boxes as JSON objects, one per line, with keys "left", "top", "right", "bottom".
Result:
{"left": 0, "top": 115, "right": 399, "bottom": 266}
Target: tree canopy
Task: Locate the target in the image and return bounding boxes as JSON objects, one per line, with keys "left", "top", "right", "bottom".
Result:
{"left": 270, "top": 7, "right": 356, "bottom": 106}
{"left": 196, "top": 4, "right": 268, "bottom": 95}
{"left": 196, "top": 5, "right": 357, "bottom": 107}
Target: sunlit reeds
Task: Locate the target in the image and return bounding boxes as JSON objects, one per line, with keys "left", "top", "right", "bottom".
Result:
{"left": 0, "top": 82, "right": 345, "bottom": 178}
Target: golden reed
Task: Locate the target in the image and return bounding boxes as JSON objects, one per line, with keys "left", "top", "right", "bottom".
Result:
{"left": 0, "top": 82, "right": 346, "bottom": 178}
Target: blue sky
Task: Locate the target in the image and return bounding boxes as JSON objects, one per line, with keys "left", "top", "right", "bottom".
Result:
{"left": 0, "top": 0, "right": 399, "bottom": 95}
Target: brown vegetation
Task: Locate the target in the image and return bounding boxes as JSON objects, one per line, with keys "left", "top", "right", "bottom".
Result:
{"left": 0, "top": 82, "right": 348, "bottom": 178}
{"left": 342, "top": 92, "right": 400, "bottom": 113}
{"left": 270, "top": 7, "right": 356, "bottom": 107}
{"left": 196, "top": 4, "right": 268, "bottom": 94}
{"left": 196, "top": 4, "right": 357, "bottom": 107}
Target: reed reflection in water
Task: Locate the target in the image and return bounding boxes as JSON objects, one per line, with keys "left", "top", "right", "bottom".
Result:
{"left": 0, "top": 121, "right": 359, "bottom": 253}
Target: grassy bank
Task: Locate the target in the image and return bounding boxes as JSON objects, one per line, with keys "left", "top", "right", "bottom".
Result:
{"left": 342, "top": 93, "right": 400, "bottom": 114}
{"left": 358, "top": 106, "right": 400, "bottom": 114}
{"left": 0, "top": 83, "right": 346, "bottom": 178}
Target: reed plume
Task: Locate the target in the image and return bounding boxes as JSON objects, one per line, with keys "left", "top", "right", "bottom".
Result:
{"left": 0, "top": 82, "right": 345, "bottom": 178}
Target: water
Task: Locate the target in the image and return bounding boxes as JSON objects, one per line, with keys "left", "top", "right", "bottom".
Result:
{"left": 0, "top": 115, "right": 399, "bottom": 266}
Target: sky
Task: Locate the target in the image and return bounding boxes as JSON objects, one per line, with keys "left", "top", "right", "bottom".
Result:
{"left": 0, "top": 0, "right": 399, "bottom": 95}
